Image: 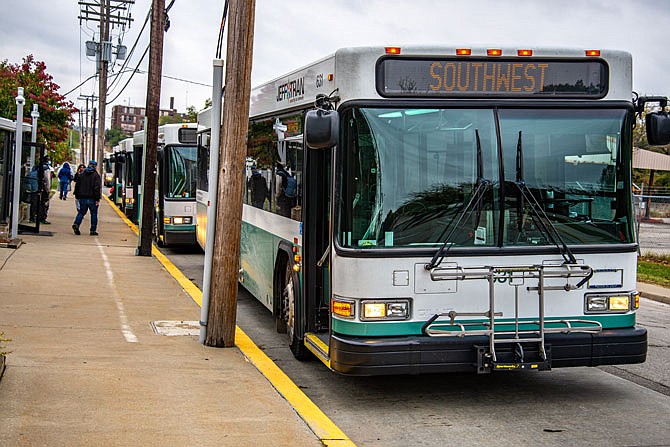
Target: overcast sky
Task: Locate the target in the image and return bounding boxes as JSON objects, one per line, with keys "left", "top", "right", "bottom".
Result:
{"left": 1, "top": 0, "right": 669, "bottom": 129}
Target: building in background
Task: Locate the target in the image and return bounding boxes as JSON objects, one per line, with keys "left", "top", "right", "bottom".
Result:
{"left": 111, "top": 104, "right": 178, "bottom": 135}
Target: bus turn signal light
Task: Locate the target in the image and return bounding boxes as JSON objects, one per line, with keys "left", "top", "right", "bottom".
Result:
{"left": 332, "top": 299, "right": 354, "bottom": 318}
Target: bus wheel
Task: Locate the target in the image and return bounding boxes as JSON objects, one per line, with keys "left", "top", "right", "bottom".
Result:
{"left": 283, "top": 264, "right": 311, "bottom": 360}
{"left": 152, "top": 217, "right": 164, "bottom": 247}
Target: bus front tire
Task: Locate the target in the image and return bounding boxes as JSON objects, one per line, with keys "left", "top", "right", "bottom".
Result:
{"left": 283, "top": 263, "right": 311, "bottom": 360}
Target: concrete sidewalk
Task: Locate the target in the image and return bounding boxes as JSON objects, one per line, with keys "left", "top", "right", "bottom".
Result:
{"left": 0, "top": 194, "right": 321, "bottom": 446}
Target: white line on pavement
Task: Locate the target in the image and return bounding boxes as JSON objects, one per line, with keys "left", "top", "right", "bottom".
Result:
{"left": 97, "top": 242, "right": 138, "bottom": 343}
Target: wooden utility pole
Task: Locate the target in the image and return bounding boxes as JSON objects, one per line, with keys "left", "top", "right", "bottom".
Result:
{"left": 137, "top": 0, "right": 166, "bottom": 256}
{"left": 97, "top": 0, "right": 109, "bottom": 170}
{"left": 205, "top": 0, "right": 256, "bottom": 347}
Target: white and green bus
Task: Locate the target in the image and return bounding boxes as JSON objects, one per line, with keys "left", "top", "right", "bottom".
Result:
{"left": 198, "top": 46, "right": 669, "bottom": 375}
{"left": 134, "top": 123, "right": 199, "bottom": 246}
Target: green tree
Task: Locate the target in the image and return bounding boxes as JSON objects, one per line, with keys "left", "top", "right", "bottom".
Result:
{"left": 0, "top": 55, "right": 78, "bottom": 164}
{"left": 158, "top": 113, "right": 184, "bottom": 125}
{"left": 106, "top": 126, "right": 126, "bottom": 148}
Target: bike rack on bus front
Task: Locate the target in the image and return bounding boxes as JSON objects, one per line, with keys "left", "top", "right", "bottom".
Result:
{"left": 421, "top": 263, "right": 601, "bottom": 372}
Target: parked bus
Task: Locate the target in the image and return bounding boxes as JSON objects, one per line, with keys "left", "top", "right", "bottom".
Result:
{"left": 197, "top": 46, "right": 668, "bottom": 375}
{"left": 103, "top": 151, "right": 115, "bottom": 187}
{"left": 110, "top": 137, "right": 133, "bottom": 214}
{"left": 152, "top": 123, "right": 198, "bottom": 246}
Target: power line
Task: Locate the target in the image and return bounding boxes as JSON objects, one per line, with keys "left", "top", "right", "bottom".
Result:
{"left": 106, "top": 44, "right": 149, "bottom": 105}
{"left": 64, "top": 73, "right": 99, "bottom": 97}
{"left": 108, "top": 7, "right": 151, "bottom": 91}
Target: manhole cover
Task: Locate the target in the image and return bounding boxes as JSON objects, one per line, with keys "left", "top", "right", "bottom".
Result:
{"left": 151, "top": 320, "right": 200, "bottom": 336}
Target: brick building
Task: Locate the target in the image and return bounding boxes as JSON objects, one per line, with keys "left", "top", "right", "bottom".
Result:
{"left": 111, "top": 104, "right": 177, "bottom": 135}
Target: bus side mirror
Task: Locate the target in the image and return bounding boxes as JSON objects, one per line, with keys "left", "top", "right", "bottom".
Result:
{"left": 305, "top": 109, "right": 339, "bottom": 149}
{"left": 646, "top": 112, "right": 670, "bottom": 145}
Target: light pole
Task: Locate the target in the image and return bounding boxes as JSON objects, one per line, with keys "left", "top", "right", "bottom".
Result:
{"left": 30, "top": 104, "right": 39, "bottom": 170}
{"left": 10, "top": 88, "right": 25, "bottom": 240}
{"left": 30, "top": 104, "right": 39, "bottom": 143}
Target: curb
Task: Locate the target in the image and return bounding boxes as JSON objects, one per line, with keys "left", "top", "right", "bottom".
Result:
{"left": 639, "top": 290, "right": 670, "bottom": 305}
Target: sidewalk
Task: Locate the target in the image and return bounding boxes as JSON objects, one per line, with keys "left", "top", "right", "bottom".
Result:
{"left": 0, "top": 194, "right": 322, "bottom": 446}
{"left": 638, "top": 282, "right": 670, "bottom": 305}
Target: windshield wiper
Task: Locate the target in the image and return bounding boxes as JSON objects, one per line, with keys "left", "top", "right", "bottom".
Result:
{"left": 513, "top": 131, "right": 577, "bottom": 265}
{"left": 426, "top": 129, "right": 490, "bottom": 270}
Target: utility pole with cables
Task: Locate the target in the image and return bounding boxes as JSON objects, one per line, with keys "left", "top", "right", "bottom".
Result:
{"left": 136, "top": 0, "right": 169, "bottom": 256}
{"left": 78, "top": 0, "right": 133, "bottom": 165}
{"left": 205, "top": 0, "right": 256, "bottom": 347}
{"left": 96, "top": 0, "right": 109, "bottom": 169}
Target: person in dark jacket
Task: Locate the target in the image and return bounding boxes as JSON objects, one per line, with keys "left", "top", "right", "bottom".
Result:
{"left": 73, "top": 164, "right": 86, "bottom": 211}
{"left": 72, "top": 160, "right": 102, "bottom": 236}
{"left": 247, "top": 166, "right": 268, "bottom": 209}
{"left": 57, "top": 162, "right": 73, "bottom": 200}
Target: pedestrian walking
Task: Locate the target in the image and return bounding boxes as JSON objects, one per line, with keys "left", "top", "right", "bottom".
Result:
{"left": 73, "top": 163, "right": 85, "bottom": 211}
{"left": 57, "top": 162, "right": 74, "bottom": 200}
{"left": 72, "top": 160, "right": 101, "bottom": 236}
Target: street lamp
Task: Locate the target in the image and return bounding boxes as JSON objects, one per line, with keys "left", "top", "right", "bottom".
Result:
{"left": 30, "top": 104, "right": 39, "bottom": 143}
{"left": 30, "top": 104, "right": 39, "bottom": 171}
{"left": 10, "top": 87, "right": 25, "bottom": 240}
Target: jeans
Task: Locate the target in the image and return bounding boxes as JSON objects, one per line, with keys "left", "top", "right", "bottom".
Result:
{"left": 59, "top": 180, "right": 70, "bottom": 199}
{"left": 74, "top": 199, "right": 98, "bottom": 232}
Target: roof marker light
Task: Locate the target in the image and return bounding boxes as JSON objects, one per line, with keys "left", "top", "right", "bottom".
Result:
{"left": 517, "top": 49, "right": 533, "bottom": 57}
{"left": 327, "top": 74, "right": 334, "bottom": 81}
{"left": 487, "top": 48, "right": 503, "bottom": 57}
{"left": 585, "top": 49, "right": 601, "bottom": 57}
{"left": 385, "top": 47, "right": 401, "bottom": 55}
{"left": 456, "top": 48, "right": 472, "bottom": 56}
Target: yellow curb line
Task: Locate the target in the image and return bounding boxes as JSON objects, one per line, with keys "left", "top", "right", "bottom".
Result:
{"left": 103, "top": 195, "right": 355, "bottom": 447}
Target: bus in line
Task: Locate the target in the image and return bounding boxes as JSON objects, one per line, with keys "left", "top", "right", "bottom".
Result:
{"left": 197, "top": 46, "right": 668, "bottom": 375}
{"left": 109, "top": 137, "right": 133, "bottom": 213}
{"left": 132, "top": 123, "right": 198, "bottom": 246}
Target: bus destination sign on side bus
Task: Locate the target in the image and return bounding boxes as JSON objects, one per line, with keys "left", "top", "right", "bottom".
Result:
{"left": 377, "top": 57, "right": 608, "bottom": 98}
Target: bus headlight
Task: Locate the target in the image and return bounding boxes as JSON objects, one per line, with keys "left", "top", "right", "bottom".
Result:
{"left": 585, "top": 293, "right": 634, "bottom": 313}
{"left": 361, "top": 300, "right": 410, "bottom": 321}
{"left": 170, "top": 217, "right": 193, "bottom": 225}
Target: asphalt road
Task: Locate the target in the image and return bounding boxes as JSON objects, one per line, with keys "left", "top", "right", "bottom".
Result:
{"left": 160, "top": 241, "right": 670, "bottom": 447}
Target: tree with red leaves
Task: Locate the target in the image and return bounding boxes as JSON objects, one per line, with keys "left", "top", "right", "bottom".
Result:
{"left": 0, "top": 55, "right": 78, "bottom": 163}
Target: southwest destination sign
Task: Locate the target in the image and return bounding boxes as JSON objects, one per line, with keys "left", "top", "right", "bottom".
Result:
{"left": 377, "top": 57, "right": 607, "bottom": 98}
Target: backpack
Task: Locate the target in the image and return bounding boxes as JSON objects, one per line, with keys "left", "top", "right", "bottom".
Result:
{"left": 283, "top": 174, "right": 297, "bottom": 198}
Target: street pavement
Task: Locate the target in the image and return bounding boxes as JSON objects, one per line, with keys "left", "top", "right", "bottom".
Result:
{"left": 0, "top": 194, "right": 323, "bottom": 446}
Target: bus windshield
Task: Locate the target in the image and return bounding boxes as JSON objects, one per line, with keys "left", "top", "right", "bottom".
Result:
{"left": 337, "top": 106, "right": 633, "bottom": 250}
{"left": 165, "top": 145, "right": 197, "bottom": 199}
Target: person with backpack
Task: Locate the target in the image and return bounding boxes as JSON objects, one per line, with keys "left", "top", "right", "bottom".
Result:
{"left": 275, "top": 161, "right": 296, "bottom": 218}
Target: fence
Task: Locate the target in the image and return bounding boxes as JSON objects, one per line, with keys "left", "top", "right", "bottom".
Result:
{"left": 634, "top": 192, "right": 670, "bottom": 257}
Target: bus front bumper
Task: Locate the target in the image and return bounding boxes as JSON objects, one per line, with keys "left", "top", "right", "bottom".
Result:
{"left": 328, "top": 326, "right": 647, "bottom": 376}
{"left": 163, "top": 227, "right": 197, "bottom": 246}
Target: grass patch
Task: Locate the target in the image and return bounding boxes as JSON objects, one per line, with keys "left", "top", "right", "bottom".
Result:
{"left": 638, "top": 255, "right": 670, "bottom": 288}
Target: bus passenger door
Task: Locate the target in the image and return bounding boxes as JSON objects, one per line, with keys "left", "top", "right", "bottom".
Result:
{"left": 302, "top": 141, "right": 331, "bottom": 335}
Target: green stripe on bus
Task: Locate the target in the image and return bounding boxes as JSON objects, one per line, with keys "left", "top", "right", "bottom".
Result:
{"left": 163, "top": 224, "right": 196, "bottom": 231}
{"left": 331, "top": 313, "right": 637, "bottom": 337}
